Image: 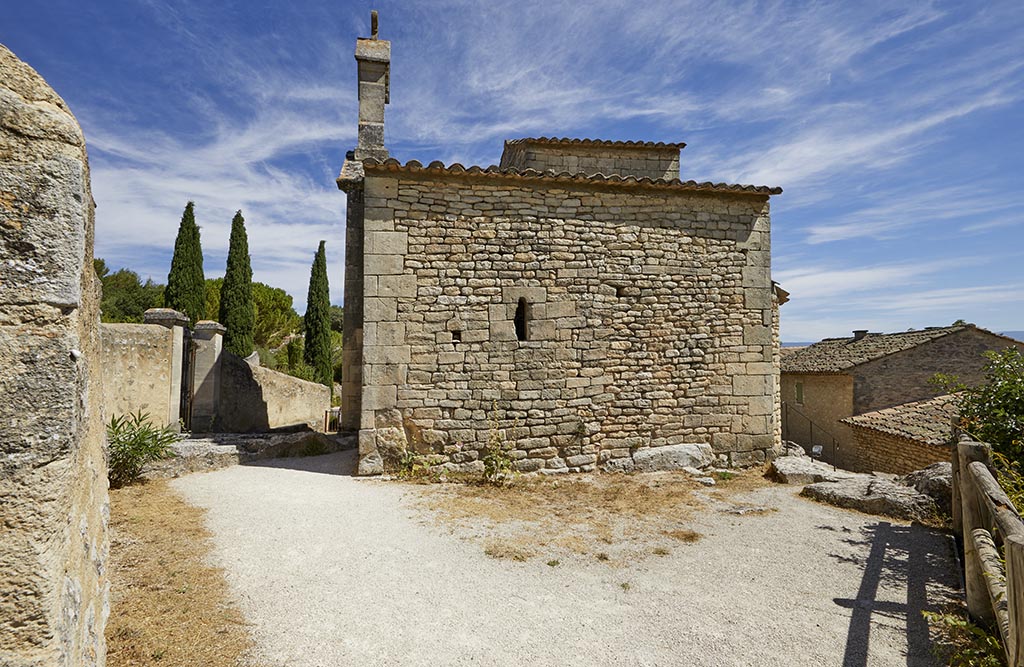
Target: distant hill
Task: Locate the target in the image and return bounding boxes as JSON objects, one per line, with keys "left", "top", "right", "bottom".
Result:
{"left": 1002, "top": 331, "right": 1024, "bottom": 342}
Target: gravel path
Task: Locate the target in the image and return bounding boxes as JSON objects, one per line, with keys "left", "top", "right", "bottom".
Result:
{"left": 172, "top": 451, "right": 961, "bottom": 667}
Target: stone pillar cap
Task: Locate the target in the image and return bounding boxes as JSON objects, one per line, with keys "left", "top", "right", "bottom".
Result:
{"left": 143, "top": 308, "right": 189, "bottom": 327}
{"left": 194, "top": 320, "right": 226, "bottom": 333}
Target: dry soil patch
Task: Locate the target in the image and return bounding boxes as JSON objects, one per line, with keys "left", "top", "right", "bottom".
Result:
{"left": 106, "top": 480, "right": 262, "bottom": 667}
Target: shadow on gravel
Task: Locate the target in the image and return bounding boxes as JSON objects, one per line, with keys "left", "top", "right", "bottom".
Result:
{"left": 830, "top": 522, "right": 959, "bottom": 667}
{"left": 244, "top": 449, "right": 358, "bottom": 477}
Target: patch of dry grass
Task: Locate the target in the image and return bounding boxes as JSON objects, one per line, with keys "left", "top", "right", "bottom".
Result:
{"left": 410, "top": 467, "right": 772, "bottom": 564}
{"left": 106, "top": 480, "right": 262, "bottom": 667}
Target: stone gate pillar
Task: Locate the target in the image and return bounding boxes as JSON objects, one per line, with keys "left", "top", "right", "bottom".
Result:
{"left": 190, "top": 321, "right": 225, "bottom": 432}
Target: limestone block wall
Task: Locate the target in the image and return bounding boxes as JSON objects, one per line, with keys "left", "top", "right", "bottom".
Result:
{"left": 100, "top": 323, "right": 182, "bottom": 429}
{"left": 780, "top": 373, "right": 855, "bottom": 465}
{"left": 500, "top": 141, "right": 681, "bottom": 180}
{"left": 0, "top": 44, "right": 108, "bottom": 667}
{"left": 356, "top": 170, "right": 777, "bottom": 473}
{"left": 846, "top": 427, "right": 949, "bottom": 475}
{"left": 218, "top": 352, "right": 330, "bottom": 432}
{"left": 851, "top": 329, "right": 1023, "bottom": 414}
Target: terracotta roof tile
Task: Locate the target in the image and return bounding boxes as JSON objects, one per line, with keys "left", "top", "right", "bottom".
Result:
{"left": 504, "top": 137, "right": 687, "bottom": 151}
{"left": 361, "top": 157, "right": 782, "bottom": 195}
{"left": 842, "top": 393, "right": 960, "bottom": 446}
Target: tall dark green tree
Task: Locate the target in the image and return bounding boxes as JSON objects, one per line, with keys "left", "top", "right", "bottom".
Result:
{"left": 164, "top": 201, "right": 206, "bottom": 323}
{"left": 304, "top": 240, "right": 332, "bottom": 387}
{"left": 219, "top": 210, "right": 255, "bottom": 357}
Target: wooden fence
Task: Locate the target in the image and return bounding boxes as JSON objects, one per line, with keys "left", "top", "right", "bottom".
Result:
{"left": 952, "top": 434, "right": 1024, "bottom": 665}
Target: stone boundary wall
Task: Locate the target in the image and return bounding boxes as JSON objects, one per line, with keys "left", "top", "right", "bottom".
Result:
{"left": 99, "top": 322, "right": 181, "bottom": 429}
{"left": 499, "top": 142, "right": 681, "bottom": 180}
{"left": 218, "top": 352, "right": 330, "bottom": 433}
{"left": 0, "top": 44, "right": 108, "bottom": 667}
{"left": 846, "top": 426, "right": 949, "bottom": 475}
{"left": 356, "top": 170, "right": 776, "bottom": 473}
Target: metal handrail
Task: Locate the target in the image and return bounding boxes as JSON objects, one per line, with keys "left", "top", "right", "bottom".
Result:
{"left": 781, "top": 400, "right": 840, "bottom": 466}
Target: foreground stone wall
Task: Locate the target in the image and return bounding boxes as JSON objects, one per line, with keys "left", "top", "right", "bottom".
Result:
{"left": 852, "top": 329, "right": 1023, "bottom": 414}
{"left": 846, "top": 427, "right": 949, "bottom": 475}
{"left": 0, "top": 44, "right": 108, "bottom": 667}
{"left": 218, "top": 352, "right": 330, "bottom": 432}
{"left": 100, "top": 323, "right": 181, "bottom": 428}
{"left": 499, "top": 141, "right": 681, "bottom": 180}
{"left": 356, "top": 170, "right": 776, "bottom": 473}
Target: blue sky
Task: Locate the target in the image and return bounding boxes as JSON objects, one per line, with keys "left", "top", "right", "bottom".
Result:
{"left": 5, "top": 1, "right": 1023, "bottom": 340}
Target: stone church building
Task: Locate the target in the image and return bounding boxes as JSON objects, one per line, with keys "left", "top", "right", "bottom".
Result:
{"left": 337, "top": 18, "right": 783, "bottom": 475}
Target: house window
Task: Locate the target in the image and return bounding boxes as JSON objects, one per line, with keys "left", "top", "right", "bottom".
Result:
{"left": 514, "top": 297, "right": 529, "bottom": 341}
{"left": 795, "top": 382, "right": 804, "bottom": 405}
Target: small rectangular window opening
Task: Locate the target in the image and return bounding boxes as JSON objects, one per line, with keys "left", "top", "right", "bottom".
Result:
{"left": 795, "top": 382, "right": 804, "bottom": 405}
{"left": 514, "top": 298, "right": 529, "bottom": 341}
{"left": 451, "top": 329, "right": 462, "bottom": 343}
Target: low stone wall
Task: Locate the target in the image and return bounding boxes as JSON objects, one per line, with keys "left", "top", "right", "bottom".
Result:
{"left": 218, "top": 352, "right": 331, "bottom": 432}
{"left": 846, "top": 426, "right": 949, "bottom": 475}
{"left": 0, "top": 44, "right": 108, "bottom": 667}
{"left": 100, "top": 322, "right": 181, "bottom": 428}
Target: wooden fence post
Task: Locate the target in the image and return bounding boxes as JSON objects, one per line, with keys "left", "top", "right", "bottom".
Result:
{"left": 960, "top": 439, "right": 994, "bottom": 624}
{"left": 1007, "top": 535, "right": 1024, "bottom": 666}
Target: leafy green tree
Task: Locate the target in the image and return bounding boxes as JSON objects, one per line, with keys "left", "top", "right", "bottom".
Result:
{"left": 204, "top": 278, "right": 223, "bottom": 325}
{"left": 253, "top": 282, "right": 302, "bottom": 349}
{"left": 219, "top": 211, "right": 255, "bottom": 357}
{"left": 164, "top": 201, "right": 206, "bottom": 323}
{"left": 329, "top": 305, "right": 344, "bottom": 333}
{"left": 947, "top": 348, "right": 1024, "bottom": 457}
{"left": 331, "top": 330, "right": 344, "bottom": 383}
{"left": 303, "top": 240, "right": 332, "bottom": 386}
{"left": 94, "top": 259, "right": 164, "bottom": 323}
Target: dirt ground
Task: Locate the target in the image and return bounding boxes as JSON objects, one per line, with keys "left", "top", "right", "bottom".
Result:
{"left": 105, "top": 480, "right": 262, "bottom": 667}
{"left": 169, "top": 450, "right": 962, "bottom": 666}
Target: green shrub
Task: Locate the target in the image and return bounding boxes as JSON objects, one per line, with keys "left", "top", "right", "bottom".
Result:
{"left": 107, "top": 411, "right": 181, "bottom": 488}
{"left": 923, "top": 610, "right": 1003, "bottom": 667}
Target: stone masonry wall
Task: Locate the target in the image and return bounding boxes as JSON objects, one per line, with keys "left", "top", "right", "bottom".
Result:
{"left": 852, "top": 328, "right": 1023, "bottom": 414}
{"left": 100, "top": 323, "right": 181, "bottom": 429}
{"left": 356, "top": 170, "right": 776, "bottom": 473}
{"left": 0, "top": 45, "right": 108, "bottom": 667}
{"left": 218, "top": 352, "right": 331, "bottom": 433}
{"left": 846, "top": 427, "right": 949, "bottom": 475}
{"left": 499, "top": 142, "right": 681, "bottom": 180}
{"left": 780, "top": 372, "right": 855, "bottom": 466}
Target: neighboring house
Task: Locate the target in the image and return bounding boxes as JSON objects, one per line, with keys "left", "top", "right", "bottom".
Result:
{"left": 336, "top": 20, "right": 784, "bottom": 475}
{"left": 781, "top": 324, "right": 1021, "bottom": 469}
{"left": 841, "top": 393, "right": 958, "bottom": 474}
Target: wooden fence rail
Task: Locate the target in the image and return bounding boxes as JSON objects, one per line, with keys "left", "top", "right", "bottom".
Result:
{"left": 952, "top": 435, "right": 1024, "bottom": 665}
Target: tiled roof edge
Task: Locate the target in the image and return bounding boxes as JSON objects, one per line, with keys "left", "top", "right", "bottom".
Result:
{"left": 505, "top": 137, "right": 687, "bottom": 151}
{"left": 362, "top": 157, "right": 782, "bottom": 195}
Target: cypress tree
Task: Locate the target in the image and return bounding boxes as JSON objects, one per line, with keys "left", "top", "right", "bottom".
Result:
{"left": 219, "top": 210, "right": 255, "bottom": 357}
{"left": 304, "top": 240, "right": 332, "bottom": 387}
{"left": 164, "top": 201, "right": 206, "bottom": 323}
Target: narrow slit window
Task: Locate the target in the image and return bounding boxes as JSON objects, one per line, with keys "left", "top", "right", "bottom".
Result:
{"left": 514, "top": 297, "right": 529, "bottom": 341}
{"left": 795, "top": 382, "right": 804, "bottom": 405}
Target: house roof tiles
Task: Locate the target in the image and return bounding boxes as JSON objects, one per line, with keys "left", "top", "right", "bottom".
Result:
{"left": 841, "top": 393, "right": 959, "bottom": 447}
{"left": 783, "top": 325, "right": 973, "bottom": 374}
{"left": 504, "top": 137, "right": 688, "bottom": 151}
{"left": 359, "top": 157, "right": 782, "bottom": 195}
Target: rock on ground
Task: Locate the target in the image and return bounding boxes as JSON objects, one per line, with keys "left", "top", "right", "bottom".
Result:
{"left": 606, "top": 443, "right": 714, "bottom": 472}
{"left": 901, "top": 463, "right": 952, "bottom": 516}
{"left": 144, "top": 431, "right": 356, "bottom": 478}
{"left": 801, "top": 477, "right": 939, "bottom": 522}
{"left": 769, "top": 456, "right": 859, "bottom": 485}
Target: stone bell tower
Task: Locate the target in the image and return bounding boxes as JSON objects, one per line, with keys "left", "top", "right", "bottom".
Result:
{"left": 354, "top": 10, "right": 390, "bottom": 161}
